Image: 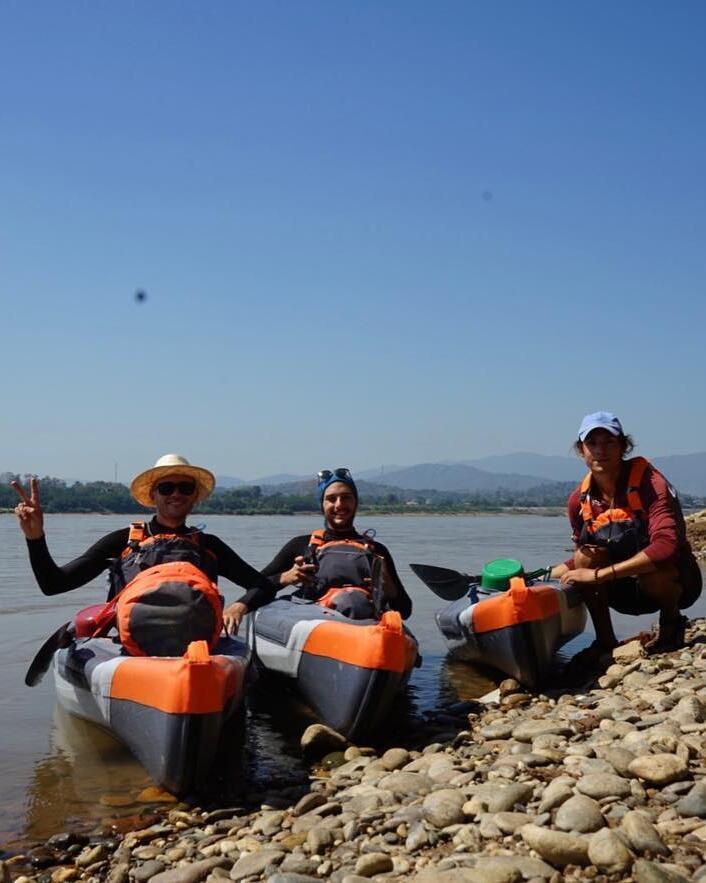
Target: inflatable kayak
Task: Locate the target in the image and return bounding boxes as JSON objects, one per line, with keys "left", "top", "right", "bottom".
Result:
{"left": 53, "top": 626, "right": 250, "bottom": 795}
{"left": 246, "top": 597, "right": 419, "bottom": 739}
{"left": 422, "top": 559, "right": 586, "bottom": 689}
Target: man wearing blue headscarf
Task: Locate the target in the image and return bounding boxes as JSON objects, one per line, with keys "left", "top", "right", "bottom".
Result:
{"left": 257, "top": 468, "right": 412, "bottom": 620}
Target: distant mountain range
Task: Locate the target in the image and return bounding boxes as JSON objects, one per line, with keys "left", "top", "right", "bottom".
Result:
{"left": 215, "top": 451, "right": 706, "bottom": 497}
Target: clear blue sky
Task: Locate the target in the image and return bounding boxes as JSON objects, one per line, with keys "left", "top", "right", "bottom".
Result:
{"left": 3, "top": 1, "right": 705, "bottom": 482}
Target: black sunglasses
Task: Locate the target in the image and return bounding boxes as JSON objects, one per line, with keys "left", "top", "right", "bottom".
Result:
{"left": 155, "top": 480, "right": 197, "bottom": 496}
{"left": 317, "top": 467, "right": 352, "bottom": 483}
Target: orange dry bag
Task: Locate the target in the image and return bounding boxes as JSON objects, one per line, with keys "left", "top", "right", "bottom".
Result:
{"left": 112, "top": 561, "right": 223, "bottom": 657}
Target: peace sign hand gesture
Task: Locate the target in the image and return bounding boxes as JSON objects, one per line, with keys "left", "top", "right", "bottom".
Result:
{"left": 12, "top": 477, "right": 45, "bottom": 540}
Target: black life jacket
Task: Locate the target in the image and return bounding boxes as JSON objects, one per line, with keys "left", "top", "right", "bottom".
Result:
{"left": 300, "top": 528, "right": 383, "bottom": 603}
{"left": 577, "top": 457, "right": 651, "bottom": 562}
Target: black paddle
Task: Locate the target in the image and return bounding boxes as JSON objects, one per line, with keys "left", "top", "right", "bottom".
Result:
{"left": 25, "top": 621, "right": 74, "bottom": 687}
{"left": 409, "top": 562, "right": 550, "bottom": 601}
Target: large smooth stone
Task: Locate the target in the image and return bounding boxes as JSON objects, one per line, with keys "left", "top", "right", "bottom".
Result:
{"left": 628, "top": 754, "right": 689, "bottom": 786}
{"left": 576, "top": 773, "right": 632, "bottom": 799}
{"left": 486, "top": 782, "right": 534, "bottom": 813}
{"left": 621, "top": 810, "right": 670, "bottom": 856}
{"left": 354, "top": 853, "right": 393, "bottom": 877}
{"left": 520, "top": 824, "right": 589, "bottom": 867}
{"left": 511, "top": 720, "right": 572, "bottom": 742}
{"left": 676, "top": 781, "right": 706, "bottom": 818}
{"left": 588, "top": 828, "right": 633, "bottom": 874}
{"left": 422, "top": 788, "right": 466, "bottom": 828}
{"left": 555, "top": 794, "right": 605, "bottom": 833}
{"left": 150, "top": 858, "right": 229, "bottom": 883}
{"left": 632, "top": 858, "right": 692, "bottom": 883}
{"left": 379, "top": 770, "right": 433, "bottom": 798}
{"left": 300, "top": 724, "right": 347, "bottom": 759}
{"left": 230, "top": 851, "right": 285, "bottom": 881}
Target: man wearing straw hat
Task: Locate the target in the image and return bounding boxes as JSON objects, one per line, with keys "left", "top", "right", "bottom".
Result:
{"left": 12, "top": 453, "right": 275, "bottom": 635}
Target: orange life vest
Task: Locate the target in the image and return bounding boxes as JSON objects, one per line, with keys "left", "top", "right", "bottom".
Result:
{"left": 577, "top": 457, "right": 650, "bottom": 561}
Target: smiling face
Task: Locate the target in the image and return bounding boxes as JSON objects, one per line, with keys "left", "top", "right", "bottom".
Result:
{"left": 580, "top": 429, "right": 624, "bottom": 477}
{"left": 150, "top": 472, "right": 198, "bottom": 526}
{"left": 322, "top": 481, "right": 357, "bottom": 531}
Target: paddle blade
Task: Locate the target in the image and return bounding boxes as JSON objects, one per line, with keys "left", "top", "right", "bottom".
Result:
{"left": 25, "top": 622, "right": 73, "bottom": 687}
{"left": 409, "top": 563, "right": 473, "bottom": 601}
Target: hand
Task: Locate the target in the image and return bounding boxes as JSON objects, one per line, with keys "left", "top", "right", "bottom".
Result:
{"left": 280, "top": 556, "right": 316, "bottom": 587}
{"left": 560, "top": 568, "right": 598, "bottom": 586}
{"left": 12, "top": 477, "right": 45, "bottom": 540}
{"left": 223, "top": 601, "right": 248, "bottom": 636}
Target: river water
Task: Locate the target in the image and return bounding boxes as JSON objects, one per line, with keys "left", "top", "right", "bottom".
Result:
{"left": 1, "top": 513, "right": 703, "bottom": 851}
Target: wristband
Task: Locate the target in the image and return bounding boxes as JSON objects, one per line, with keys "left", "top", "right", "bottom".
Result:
{"left": 594, "top": 567, "right": 601, "bottom": 583}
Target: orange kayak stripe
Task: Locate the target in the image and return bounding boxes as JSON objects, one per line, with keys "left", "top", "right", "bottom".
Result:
{"left": 302, "top": 616, "right": 416, "bottom": 673}
{"left": 110, "top": 655, "right": 241, "bottom": 714}
{"left": 472, "top": 579, "right": 560, "bottom": 634}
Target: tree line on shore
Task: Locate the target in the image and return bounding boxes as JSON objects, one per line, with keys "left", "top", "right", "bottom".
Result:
{"left": 0, "top": 474, "right": 579, "bottom": 515}
{"left": 3, "top": 474, "right": 699, "bottom": 515}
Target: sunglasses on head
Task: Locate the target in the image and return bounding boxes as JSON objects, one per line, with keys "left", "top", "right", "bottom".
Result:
{"left": 155, "top": 480, "right": 196, "bottom": 496}
{"left": 317, "top": 467, "right": 352, "bottom": 483}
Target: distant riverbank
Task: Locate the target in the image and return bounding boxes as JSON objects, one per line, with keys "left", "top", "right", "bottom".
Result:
{"left": 0, "top": 506, "right": 567, "bottom": 517}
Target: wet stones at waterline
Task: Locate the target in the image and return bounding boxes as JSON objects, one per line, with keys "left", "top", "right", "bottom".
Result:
{"left": 5, "top": 617, "right": 706, "bottom": 882}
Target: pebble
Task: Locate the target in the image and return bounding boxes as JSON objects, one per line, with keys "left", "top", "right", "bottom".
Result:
{"left": 587, "top": 827, "right": 634, "bottom": 873}
{"left": 266, "top": 875, "right": 320, "bottom": 883}
{"left": 486, "top": 782, "right": 534, "bottom": 812}
{"left": 149, "top": 858, "right": 229, "bottom": 883}
{"left": 132, "top": 860, "right": 165, "bottom": 881}
{"left": 620, "top": 810, "right": 670, "bottom": 855}
{"left": 520, "top": 824, "right": 589, "bottom": 867}
{"left": 576, "top": 773, "right": 632, "bottom": 799}
{"left": 422, "top": 789, "right": 467, "bottom": 828}
{"left": 554, "top": 794, "right": 605, "bottom": 833}
{"left": 676, "top": 780, "right": 706, "bottom": 817}
{"left": 632, "top": 858, "right": 691, "bottom": 882}
{"left": 628, "top": 754, "right": 690, "bottom": 786}
{"left": 229, "top": 849, "right": 285, "bottom": 880}
{"left": 511, "top": 720, "right": 573, "bottom": 742}
{"left": 300, "top": 724, "right": 347, "bottom": 759}
{"left": 353, "top": 852, "right": 392, "bottom": 876}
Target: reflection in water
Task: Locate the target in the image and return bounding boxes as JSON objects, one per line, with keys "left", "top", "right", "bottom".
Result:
{"left": 20, "top": 706, "right": 152, "bottom": 847}
{"left": 13, "top": 700, "right": 309, "bottom": 851}
{"left": 3, "top": 653, "right": 560, "bottom": 850}
{"left": 438, "top": 656, "right": 498, "bottom": 703}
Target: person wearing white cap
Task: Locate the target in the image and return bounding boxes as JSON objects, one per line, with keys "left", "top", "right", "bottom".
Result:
{"left": 12, "top": 454, "right": 277, "bottom": 635}
{"left": 549, "top": 412, "right": 701, "bottom": 676}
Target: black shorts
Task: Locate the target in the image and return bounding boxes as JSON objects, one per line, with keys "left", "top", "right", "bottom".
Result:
{"left": 607, "top": 556, "right": 703, "bottom": 616}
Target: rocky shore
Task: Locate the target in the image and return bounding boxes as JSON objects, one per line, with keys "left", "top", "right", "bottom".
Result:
{"left": 686, "top": 510, "right": 706, "bottom": 560}
{"left": 6, "top": 622, "right": 706, "bottom": 883}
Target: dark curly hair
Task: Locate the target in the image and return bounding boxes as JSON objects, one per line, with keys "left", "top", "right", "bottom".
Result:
{"left": 573, "top": 433, "right": 635, "bottom": 458}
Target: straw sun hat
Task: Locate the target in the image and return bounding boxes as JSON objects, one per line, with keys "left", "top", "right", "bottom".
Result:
{"left": 130, "top": 454, "right": 216, "bottom": 507}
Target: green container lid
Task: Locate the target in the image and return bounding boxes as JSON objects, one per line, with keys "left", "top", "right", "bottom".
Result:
{"left": 480, "top": 557, "right": 524, "bottom": 590}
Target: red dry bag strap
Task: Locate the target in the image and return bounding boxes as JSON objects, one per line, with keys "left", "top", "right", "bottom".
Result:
{"left": 90, "top": 598, "right": 119, "bottom": 638}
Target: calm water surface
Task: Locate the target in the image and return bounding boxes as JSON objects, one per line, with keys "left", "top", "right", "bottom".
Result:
{"left": 1, "top": 513, "right": 703, "bottom": 849}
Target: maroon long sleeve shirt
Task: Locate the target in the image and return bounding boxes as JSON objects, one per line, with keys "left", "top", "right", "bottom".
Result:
{"left": 564, "top": 458, "right": 694, "bottom": 569}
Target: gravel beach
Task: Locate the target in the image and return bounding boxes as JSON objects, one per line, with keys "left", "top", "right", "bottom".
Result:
{"left": 5, "top": 617, "right": 706, "bottom": 883}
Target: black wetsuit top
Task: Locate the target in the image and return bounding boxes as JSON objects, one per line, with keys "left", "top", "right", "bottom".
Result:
{"left": 26, "top": 517, "right": 277, "bottom": 610}
{"left": 261, "top": 529, "right": 413, "bottom": 620}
